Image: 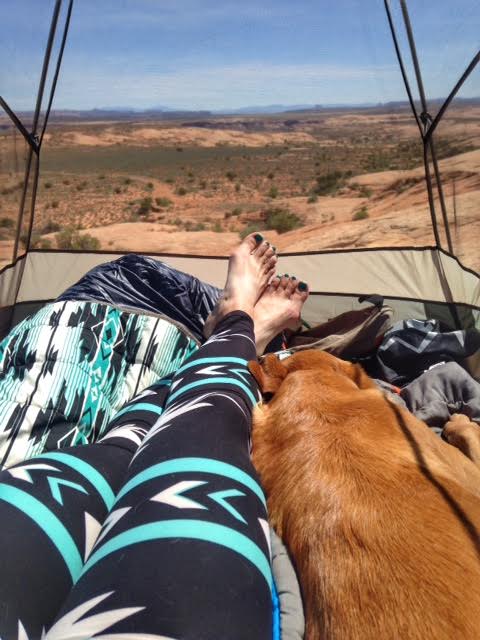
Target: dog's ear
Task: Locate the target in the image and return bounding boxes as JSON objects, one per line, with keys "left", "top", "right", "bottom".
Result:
{"left": 248, "top": 354, "right": 288, "bottom": 395}
{"left": 348, "top": 362, "right": 377, "bottom": 390}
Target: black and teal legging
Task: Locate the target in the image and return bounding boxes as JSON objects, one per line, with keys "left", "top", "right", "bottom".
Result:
{"left": 0, "top": 311, "right": 274, "bottom": 640}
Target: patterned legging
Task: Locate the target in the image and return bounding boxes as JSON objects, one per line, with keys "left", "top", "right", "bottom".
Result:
{"left": 0, "top": 312, "right": 272, "bottom": 640}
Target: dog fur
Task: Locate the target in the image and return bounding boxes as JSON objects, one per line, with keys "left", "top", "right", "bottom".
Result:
{"left": 249, "top": 350, "right": 480, "bottom": 640}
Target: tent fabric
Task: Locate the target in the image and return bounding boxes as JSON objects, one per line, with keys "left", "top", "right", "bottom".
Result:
{"left": 57, "top": 254, "right": 221, "bottom": 343}
{"left": 0, "top": 300, "right": 198, "bottom": 470}
{"left": 8, "top": 248, "right": 479, "bottom": 309}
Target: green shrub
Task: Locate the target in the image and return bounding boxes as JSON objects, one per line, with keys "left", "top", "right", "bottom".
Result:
{"left": 44, "top": 181, "right": 53, "bottom": 189}
{"left": 225, "top": 171, "right": 236, "bottom": 181}
{"left": 146, "top": 182, "right": 154, "bottom": 190}
{"left": 267, "top": 185, "right": 279, "bottom": 199}
{"left": 352, "top": 206, "right": 369, "bottom": 221}
{"left": 98, "top": 174, "right": 106, "bottom": 180}
{"left": 155, "top": 197, "right": 173, "bottom": 208}
{"left": 0, "top": 217, "right": 15, "bottom": 229}
{"left": 313, "top": 171, "right": 345, "bottom": 196}
{"left": 213, "top": 222, "right": 223, "bottom": 232}
{"left": 165, "top": 177, "right": 175, "bottom": 184}
{"left": 240, "top": 222, "right": 266, "bottom": 240}
{"left": 137, "top": 197, "right": 153, "bottom": 216}
{"left": 264, "top": 208, "right": 303, "bottom": 234}
{"left": 41, "top": 220, "right": 61, "bottom": 234}
{"left": 267, "top": 172, "right": 275, "bottom": 180}
{"left": 194, "top": 222, "right": 205, "bottom": 231}
{"left": 51, "top": 201, "right": 59, "bottom": 209}
{"left": 307, "top": 194, "right": 318, "bottom": 203}
{"left": 124, "top": 177, "right": 132, "bottom": 185}
{"left": 114, "top": 186, "right": 122, "bottom": 194}
{"left": 176, "top": 187, "right": 187, "bottom": 196}
{"left": 56, "top": 227, "right": 100, "bottom": 250}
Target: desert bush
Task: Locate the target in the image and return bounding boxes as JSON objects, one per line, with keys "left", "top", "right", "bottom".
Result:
{"left": 76, "top": 181, "right": 87, "bottom": 191}
{"left": 390, "top": 176, "right": 422, "bottom": 194}
{"left": 268, "top": 185, "right": 279, "bottom": 199}
{"left": 165, "top": 177, "right": 175, "bottom": 184}
{"left": 63, "top": 179, "right": 71, "bottom": 185}
{"left": 194, "top": 222, "right": 205, "bottom": 231}
{"left": 146, "top": 182, "right": 154, "bottom": 190}
{"left": 155, "top": 197, "right": 173, "bottom": 208}
{"left": 267, "top": 172, "right": 275, "bottom": 180}
{"left": 137, "top": 197, "right": 153, "bottom": 216}
{"left": 124, "top": 177, "right": 132, "bottom": 185}
{"left": 352, "top": 206, "right": 369, "bottom": 221}
{"left": 0, "top": 181, "right": 23, "bottom": 196}
{"left": 235, "top": 182, "right": 241, "bottom": 193}
{"left": 114, "top": 186, "right": 122, "bottom": 194}
{"left": 41, "top": 220, "right": 61, "bottom": 234}
{"left": 56, "top": 227, "right": 100, "bottom": 250}
{"left": 176, "top": 187, "right": 187, "bottom": 196}
{"left": 51, "top": 201, "right": 59, "bottom": 209}
{"left": 225, "top": 171, "right": 236, "bottom": 181}
{"left": 358, "top": 185, "right": 372, "bottom": 198}
{"left": 44, "top": 181, "right": 53, "bottom": 189}
{"left": 0, "top": 217, "right": 15, "bottom": 229}
{"left": 98, "top": 174, "right": 106, "bottom": 180}
{"left": 307, "top": 194, "right": 318, "bottom": 203}
{"left": 313, "top": 171, "right": 345, "bottom": 196}
{"left": 213, "top": 222, "right": 223, "bottom": 232}
{"left": 240, "top": 223, "right": 266, "bottom": 240}
{"left": 264, "top": 207, "right": 303, "bottom": 234}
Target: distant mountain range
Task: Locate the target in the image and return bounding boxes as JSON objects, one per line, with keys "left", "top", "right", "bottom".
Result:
{"left": 5, "top": 97, "right": 479, "bottom": 125}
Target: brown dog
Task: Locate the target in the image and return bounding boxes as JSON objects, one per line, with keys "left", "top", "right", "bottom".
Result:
{"left": 249, "top": 350, "right": 480, "bottom": 640}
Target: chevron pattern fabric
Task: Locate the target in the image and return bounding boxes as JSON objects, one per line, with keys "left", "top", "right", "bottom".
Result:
{"left": 0, "top": 301, "right": 198, "bottom": 470}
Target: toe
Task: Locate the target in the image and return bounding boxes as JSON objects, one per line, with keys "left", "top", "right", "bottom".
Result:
{"left": 254, "top": 240, "right": 271, "bottom": 258}
{"left": 295, "top": 281, "right": 309, "bottom": 301}
{"left": 278, "top": 274, "right": 290, "bottom": 291}
{"left": 262, "top": 245, "right": 275, "bottom": 262}
{"left": 243, "top": 232, "right": 264, "bottom": 253}
{"left": 285, "top": 276, "right": 297, "bottom": 296}
{"left": 264, "top": 254, "right": 277, "bottom": 272}
{"left": 270, "top": 275, "right": 281, "bottom": 289}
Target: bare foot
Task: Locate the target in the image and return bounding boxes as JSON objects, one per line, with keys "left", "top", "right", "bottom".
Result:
{"left": 203, "top": 233, "right": 277, "bottom": 338}
{"left": 253, "top": 275, "right": 309, "bottom": 355}
{"left": 443, "top": 413, "right": 480, "bottom": 468}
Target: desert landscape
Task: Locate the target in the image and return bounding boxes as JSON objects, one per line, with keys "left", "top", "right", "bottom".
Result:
{"left": 0, "top": 103, "right": 479, "bottom": 272}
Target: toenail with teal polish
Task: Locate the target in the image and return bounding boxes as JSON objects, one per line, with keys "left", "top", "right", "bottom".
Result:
{"left": 298, "top": 281, "right": 308, "bottom": 291}
{"left": 254, "top": 233, "right": 263, "bottom": 243}
{"left": 292, "top": 276, "right": 297, "bottom": 280}
{"left": 284, "top": 273, "right": 289, "bottom": 277}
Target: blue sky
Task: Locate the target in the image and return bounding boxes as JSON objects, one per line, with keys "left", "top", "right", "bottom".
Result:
{"left": 1, "top": 0, "right": 479, "bottom": 111}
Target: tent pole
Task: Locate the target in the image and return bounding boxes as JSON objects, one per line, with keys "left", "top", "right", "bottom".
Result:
{"left": 383, "top": 0, "right": 422, "bottom": 136}
{"left": 12, "top": 0, "right": 62, "bottom": 260}
{"left": 399, "top": 0, "right": 452, "bottom": 253}
{"left": 425, "top": 50, "right": 480, "bottom": 144}
{"left": 428, "top": 136, "right": 453, "bottom": 253}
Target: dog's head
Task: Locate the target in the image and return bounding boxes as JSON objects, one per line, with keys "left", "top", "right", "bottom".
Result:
{"left": 249, "top": 349, "right": 376, "bottom": 401}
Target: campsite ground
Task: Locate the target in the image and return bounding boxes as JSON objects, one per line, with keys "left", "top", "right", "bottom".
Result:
{"left": 0, "top": 104, "right": 479, "bottom": 272}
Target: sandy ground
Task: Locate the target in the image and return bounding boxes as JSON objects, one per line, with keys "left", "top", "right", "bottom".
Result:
{"left": 0, "top": 109, "right": 478, "bottom": 273}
